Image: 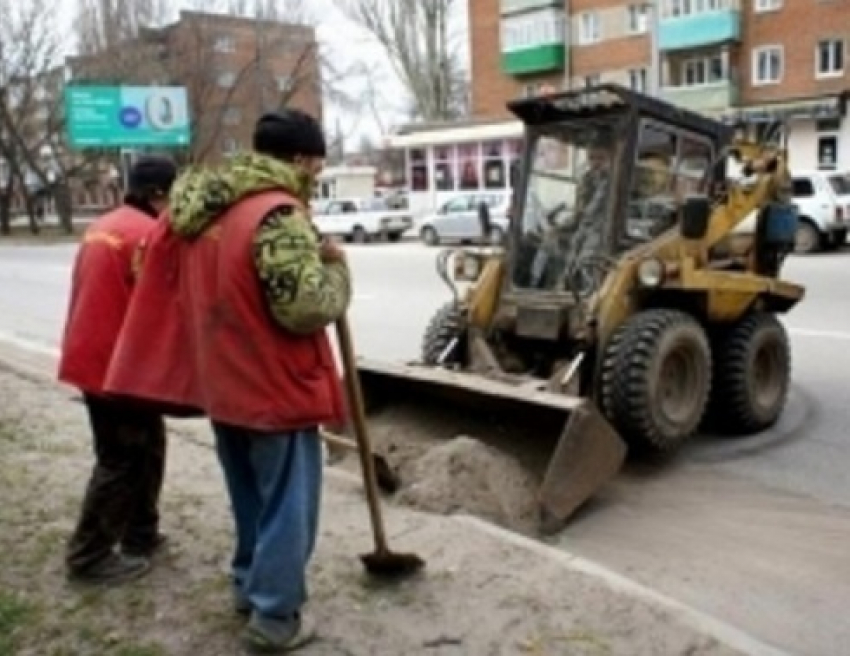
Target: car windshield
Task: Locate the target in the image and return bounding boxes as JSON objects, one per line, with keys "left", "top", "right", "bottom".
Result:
{"left": 828, "top": 174, "right": 850, "bottom": 195}
{"left": 511, "top": 118, "right": 621, "bottom": 295}
{"left": 361, "top": 198, "right": 389, "bottom": 211}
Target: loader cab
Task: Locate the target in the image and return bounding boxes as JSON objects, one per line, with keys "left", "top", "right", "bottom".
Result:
{"left": 506, "top": 84, "right": 729, "bottom": 298}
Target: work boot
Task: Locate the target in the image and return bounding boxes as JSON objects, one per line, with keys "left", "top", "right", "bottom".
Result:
{"left": 67, "top": 552, "right": 151, "bottom": 586}
{"left": 241, "top": 611, "right": 316, "bottom": 654}
{"left": 122, "top": 532, "right": 168, "bottom": 558}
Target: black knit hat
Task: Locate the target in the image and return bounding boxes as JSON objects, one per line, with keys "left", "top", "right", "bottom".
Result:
{"left": 253, "top": 109, "right": 327, "bottom": 159}
{"left": 129, "top": 155, "right": 178, "bottom": 198}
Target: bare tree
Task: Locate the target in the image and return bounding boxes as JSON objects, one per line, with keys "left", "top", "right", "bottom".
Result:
{"left": 0, "top": 0, "right": 97, "bottom": 235}
{"left": 334, "top": 0, "right": 469, "bottom": 122}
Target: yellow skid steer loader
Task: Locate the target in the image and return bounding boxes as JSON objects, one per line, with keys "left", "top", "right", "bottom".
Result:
{"left": 348, "top": 84, "right": 805, "bottom": 534}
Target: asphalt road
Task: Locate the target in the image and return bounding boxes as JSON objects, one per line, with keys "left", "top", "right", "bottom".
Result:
{"left": 1, "top": 238, "right": 849, "bottom": 655}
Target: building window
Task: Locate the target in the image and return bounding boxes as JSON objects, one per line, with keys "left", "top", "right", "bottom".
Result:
{"left": 214, "top": 35, "right": 236, "bottom": 53}
{"left": 222, "top": 137, "right": 239, "bottom": 156}
{"left": 627, "top": 5, "right": 648, "bottom": 33}
{"left": 682, "top": 54, "right": 725, "bottom": 86}
{"left": 584, "top": 73, "right": 601, "bottom": 88}
{"left": 818, "top": 136, "right": 838, "bottom": 170}
{"left": 817, "top": 39, "right": 844, "bottom": 78}
{"left": 578, "top": 13, "right": 601, "bottom": 45}
{"left": 277, "top": 75, "right": 293, "bottom": 92}
{"left": 223, "top": 107, "right": 241, "bottom": 126}
{"left": 501, "top": 9, "right": 566, "bottom": 53}
{"left": 754, "top": 0, "right": 782, "bottom": 12}
{"left": 409, "top": 148, "right": 429, "bottom": 192}
{"left": 458, "top": 143, "right": 480, "bottom": 191}
{"left": 217, "top": 71, "right": 237, "bottom": 88}
{"left": 482, "top": 141, "right": 506, "bottom": 190}
{"left": 629, "top": 68, "right": 649, "bottom": 92}
{"left": 434, "top": 145, "right": 456, "bottom": 191}
{"left": 753, "top": 46, "right": 782, "bottom": 85}
{"left": 662, "top": 0, "right": 728, "bottom": 18}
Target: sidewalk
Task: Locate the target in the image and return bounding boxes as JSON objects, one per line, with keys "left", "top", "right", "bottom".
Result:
{"left": 0, "top": 340, "right": 785, "bottom": 656}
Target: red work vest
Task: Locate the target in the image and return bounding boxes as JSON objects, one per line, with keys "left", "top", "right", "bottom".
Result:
{"left": 58, "top": 205, "right": 156, "bottom": 395}
{"left": 105, "top": 191, "right": 346, "bottom": 431}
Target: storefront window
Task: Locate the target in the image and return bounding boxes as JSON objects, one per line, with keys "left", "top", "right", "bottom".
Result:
{"left": 482, "top": 140, "right": 506, "bottom": 189}
{"left": 409, "top": 148, "right": 429, "bottom": 191}
{"left": 434, "top": 145, "right": 456, "bottom": 191}
{"left": 458, "top": 143, "right": 480, "bottom": 190}
{"left": 508, "top": 139, "right": 523, "bottom": 188}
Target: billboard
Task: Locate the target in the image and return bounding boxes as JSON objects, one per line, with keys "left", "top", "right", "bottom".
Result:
{"left": 64, "top": 86, "right": 191, "bottom": 148}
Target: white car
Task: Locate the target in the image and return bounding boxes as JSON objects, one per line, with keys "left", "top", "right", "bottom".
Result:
{"left": 729, "top": 168, "right": 849, "bottom": 253}
{"left": 418, "top": 192, "right": 511, "bottom": 246}
{"left": 791, "top": 170, "right": 850, "bottom": 252}
{"left": 312, "top": 197, "right": 414, "bottom": 243}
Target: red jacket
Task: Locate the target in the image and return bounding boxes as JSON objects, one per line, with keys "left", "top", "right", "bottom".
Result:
{"left": 58, "top": 205, "right": 156, "bottom": 395}
{"left": 105, "top": 191, "right": 346, "bottom": 431}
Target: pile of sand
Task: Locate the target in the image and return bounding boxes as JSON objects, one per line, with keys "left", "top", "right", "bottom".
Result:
{"left": 396, "top": 436, "right": 539, "bottom": 535}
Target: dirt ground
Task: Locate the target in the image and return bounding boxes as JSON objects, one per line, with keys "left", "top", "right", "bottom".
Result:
{"left": 0, "top": 360, "right": 752, "bottom": 656}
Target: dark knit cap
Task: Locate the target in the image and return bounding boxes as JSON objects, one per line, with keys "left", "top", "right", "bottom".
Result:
{"left": 253, "top": 109, "right": 327, "bottom": 159}
{"left": 129, "top": 155, "right": 178, "bottom": 198}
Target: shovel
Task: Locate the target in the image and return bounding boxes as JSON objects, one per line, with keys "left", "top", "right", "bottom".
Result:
{"left": 334, "top": 314, "right": 425, "bottom": 578}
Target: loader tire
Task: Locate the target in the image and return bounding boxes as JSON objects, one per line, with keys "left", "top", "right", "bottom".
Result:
{"left": 421, "top": 301, "right": 466, "bottom": 366}
{"left": 708, "top": 312, "right": 790, "bottom": 435}
{"left": 601, "top": 309, "right": 711, "bottom": 453}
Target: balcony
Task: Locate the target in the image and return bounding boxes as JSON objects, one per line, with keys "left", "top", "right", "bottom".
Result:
{"left": 502, "top": 45, "right": 566, "bottom": 75}
{"left": 658, "top": 1, "right": 741, "bottom": 52}
{"left": 661, "top": 81, "right": 738, "bottom": 113}
{"left": 500, "top": 7, "right": 567, "bottom": 75}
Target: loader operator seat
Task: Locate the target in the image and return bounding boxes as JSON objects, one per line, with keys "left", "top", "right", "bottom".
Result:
{"left": 526, "top": 138, "right": 613, "bottom": 292}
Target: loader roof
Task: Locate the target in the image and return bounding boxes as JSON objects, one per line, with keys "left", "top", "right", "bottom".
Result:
{"left": 507, "top": 83, "right": 734, "bottom": 146}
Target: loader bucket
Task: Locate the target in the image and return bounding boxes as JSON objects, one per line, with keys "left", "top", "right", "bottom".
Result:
{"left": 346, "top": 358, "right": 628, "bottom": 535}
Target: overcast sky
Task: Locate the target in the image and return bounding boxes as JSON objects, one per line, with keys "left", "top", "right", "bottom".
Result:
{"left": 54, "top": 0, "right": 470, "bottom": 151}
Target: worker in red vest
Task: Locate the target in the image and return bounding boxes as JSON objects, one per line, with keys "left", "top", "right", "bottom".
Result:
{"left": 59, "top": 155, "right": 178, "bottom": 585}
{"left": 104, "top": 110, "right": 350, "bottom": 653}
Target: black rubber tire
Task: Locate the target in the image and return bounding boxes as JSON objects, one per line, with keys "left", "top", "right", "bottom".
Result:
{"left": 421, "top": 301, "right": 466, "bottom": 366}
{"left": 352, "top": 225, "right": 368, "bottom": 244}
{"left": 708, "top": 313, "right": 790, "bottom": 436}
{"left": 794, "top": 218, "right": 823, "bottom": 254}
{"left": 600, "top": 309, "right": 711, "bottom": 453}
{"left": 421, "top": 226, "right": 439, "bottom": 246}
{"left": 830, "top": 228, "right": 847, "bottom": 250}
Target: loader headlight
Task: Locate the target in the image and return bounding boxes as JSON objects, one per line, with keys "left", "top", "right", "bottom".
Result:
{"left": 637, "top": 258, "right": 665, "bottom": 287}
{"left": 454, "top": 252, "right": 483, "bottom": 282}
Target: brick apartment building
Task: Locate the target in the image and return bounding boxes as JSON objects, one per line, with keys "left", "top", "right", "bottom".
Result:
{"left": 390, "top": 0, "right": 850, "bottom": 213}
{"left": 3, "top": 10, "right": 322, "bottom": 214}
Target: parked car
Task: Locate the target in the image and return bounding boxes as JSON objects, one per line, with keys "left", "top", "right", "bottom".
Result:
{"left": 789, "top": 170, "right": 849, "bottom": 253}
{"left": 312, "top": 197, "right": 414, "bottom": 243}
{"left": 418, "top": 192, "right": 511, "bottom": 246}
{"left": 730, "top": 168, "right": 849, "bottom": 253}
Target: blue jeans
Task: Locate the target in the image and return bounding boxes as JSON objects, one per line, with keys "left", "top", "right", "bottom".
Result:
{"left": 213, "top": 423, "right": 322, "bottom": 620}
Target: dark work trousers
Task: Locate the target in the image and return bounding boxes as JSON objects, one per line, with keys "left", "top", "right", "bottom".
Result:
{"left": 66, "top": 394, "right": 167, "bottom": 574}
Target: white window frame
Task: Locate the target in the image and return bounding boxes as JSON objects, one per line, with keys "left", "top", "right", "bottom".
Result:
{"left": 222, "top": 107, "right": 241, "bottom": 126}
{"left": 627, "top": 5, "right": 648, "bottom": 33}
{"left": 217, "top": 71, "right": 237, "bottom": 88}
{"left": 816, "top": 39, "right": 845, "bottom": 78}
{"left": 213, "top": 35, "right": 236, "bottom": 53}
{"left": 578, "top": 12, "right": 601, "bottom": 45}
{"left": 629, "top": 68, "right": 649, "bottom": 92}
{"left": 752, "top": 46, "right": 783, "bottom": 85}
{"left": 222, "top": 137, "right": 239, "bottom": 156}
{"left": 661, "top": 0, "right": 728, "bottom": 18}
{"left": 754, "top": 0, "right": 781, "bottom": 12}
{"left": 680, "top": 54, "right": 726, "bottom": 87}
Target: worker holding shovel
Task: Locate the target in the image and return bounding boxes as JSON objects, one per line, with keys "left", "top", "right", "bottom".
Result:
{"left": 105, "top": 110, "right": 349, "bottom": 653}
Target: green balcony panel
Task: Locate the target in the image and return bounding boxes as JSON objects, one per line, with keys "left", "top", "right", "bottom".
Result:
{"left": 660, "top": 82, "right": 739, "bottom": 113}
{"left": 658, "top": 11, "right": 740, "bottom": 51}
{"left": 502, "top": 45, "right": 566, "bottom": 75}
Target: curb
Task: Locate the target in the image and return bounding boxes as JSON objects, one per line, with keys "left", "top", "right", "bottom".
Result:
{"left": 0, "top": 335, "right": 789, "bottom": 656}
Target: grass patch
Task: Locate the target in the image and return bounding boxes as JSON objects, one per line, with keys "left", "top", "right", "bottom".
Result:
{"left": 0, "top": 592, "right": 37, "bottom": 655}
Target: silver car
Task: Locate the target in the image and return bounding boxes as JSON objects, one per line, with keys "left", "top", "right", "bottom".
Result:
{"left": 418, "top": 192, "right": 511, "bottom": 246}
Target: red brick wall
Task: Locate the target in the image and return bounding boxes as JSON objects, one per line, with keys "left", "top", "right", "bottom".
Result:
{"left": 740, "top": 0, "right": 850, "bottom": 104}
